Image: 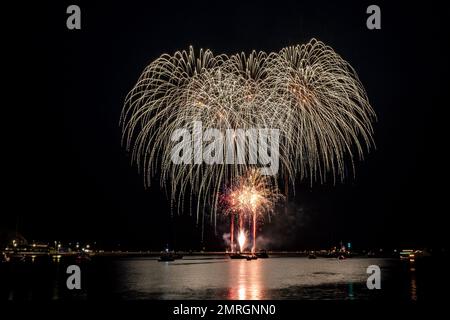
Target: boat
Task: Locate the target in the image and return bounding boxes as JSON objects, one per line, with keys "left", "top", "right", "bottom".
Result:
{"left": 172, "top": 253, "right": 183, "bottom": 260}
{"left": 158, "top": 254, "right": 175, "bottom": 262}
{"left": 229, "top": 253, "right": 246, "bottom": 259}
{"left": 246, "top": 255, "right": 258, "bottom": 261}
{"left": 6, "top": 253, "right": 26, "bottom": 262}
{"left": 158, "top": 248, "right": 183, "bottom": 261}
{"left": 308, "top": 253, "right": 317, "bottom": 259}
{"left": 75, "top": 252, "right": 92, "bottom": 263}
{"left": 255, "top": 250, "right": 269, "bottom": 258}
{"left": 338, "top": 255, "right": 346, "bottom": 260}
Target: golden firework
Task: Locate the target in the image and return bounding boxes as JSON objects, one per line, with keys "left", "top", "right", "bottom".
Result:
{"left": 120, "top": 39, "right": 376, "bottom": 225}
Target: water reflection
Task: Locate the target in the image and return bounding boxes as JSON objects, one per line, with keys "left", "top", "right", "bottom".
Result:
{"left": 228, "top": 260, "right": 263, "bottom": 300}
{"left": 347, "top": 282, "right": 354, "bottom": 300}
{"left": 1, "top": 257, "right": 420, "bottom": 300}
{"left": 410, "top": 267, "right": 417, "bottom": 301}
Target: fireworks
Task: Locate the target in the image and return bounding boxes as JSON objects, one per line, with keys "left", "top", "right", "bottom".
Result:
{"left": 266, "top": 41, "right": 376, "bottom": 184}
{"left": 238, "top": 230, "right": 246, "bottom": 253}
{"left": 221, "top": 169, "right": 283, "bottom": 252}
{"left": 120, "top": 39, "right": 376, "bottom": 228}
{"left": 223, "top": 169, "right": 280, "bottom": 217}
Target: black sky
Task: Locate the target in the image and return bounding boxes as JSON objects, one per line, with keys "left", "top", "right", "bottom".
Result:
{"left": 4, "top": 1, "right": 447, "bottom": 250}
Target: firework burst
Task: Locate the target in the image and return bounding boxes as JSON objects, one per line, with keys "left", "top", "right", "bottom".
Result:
{"left": 220, "top": 169, "right": 283, "bottom": 252}
{"left": 120, "top": 39, "right": 376, "bottom": 227}
{"left": 266, "top": 40, "right": 376, "bottom": 184}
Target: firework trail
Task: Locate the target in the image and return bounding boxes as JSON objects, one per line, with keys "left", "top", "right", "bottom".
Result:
{"left": 120, "top": 39, "right": 376, "bottom": 229}
{"left": 220, "top": 169, "right": 283, "bottom": 252}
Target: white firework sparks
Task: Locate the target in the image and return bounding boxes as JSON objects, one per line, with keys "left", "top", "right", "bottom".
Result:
{"left": 266, "top": 40, "right": 376, "bottom": 184}
{"left": 120, "top": 39, "right": 376, "bottom": 225}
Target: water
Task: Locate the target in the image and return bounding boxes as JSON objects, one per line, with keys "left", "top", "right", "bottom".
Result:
{"left": 0, "top": 256, "right": 428, "bottom": 300}
{"left": 109, "top": 257, "right": 405, "bottom": 300}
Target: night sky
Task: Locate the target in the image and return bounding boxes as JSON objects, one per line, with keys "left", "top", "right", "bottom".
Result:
{"left": 4, "top": 1, "right": 447, "bottom": 251}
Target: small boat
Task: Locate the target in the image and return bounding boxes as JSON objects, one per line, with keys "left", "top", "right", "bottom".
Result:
{"left": 172, "top": 253, "right": 183, "bottom": 260}
{"left": 308, "top": 253, "right": 317, "bottom": 259}
{"left": 7, "top": 254, "right": 26, "bottom": 262}
{"left": 76, "top": 253, "right": 92, "bottom": 263}
{"left": 158, "top": 254, "right": 175, "bottom": 262}
{"left": 338, "top": 255, "right": 346, "bottom": 260}
{"left": 229, "top": 253, "right": 246, "bottom": 259}
{"left": 255, "top": 250, "right": 269, "bottom": 258}
{"left": 246, "top": 255, "right": 258, "bottom": 261}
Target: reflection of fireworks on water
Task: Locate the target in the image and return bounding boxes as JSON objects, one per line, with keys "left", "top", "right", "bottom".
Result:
{"left": 220, "top": 169, "right": 283, "bottom": 252}
{"left": 120, "top": 39, "right": 376, "bottom": 231}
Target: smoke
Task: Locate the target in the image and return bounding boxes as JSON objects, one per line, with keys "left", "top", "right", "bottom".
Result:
{"left": 256, "top": 235, "right": 271, "bottom": 249}
{"left": 219, "top": 198, "right": 315, "bottom": 251}
{"left": 257, "top": 202, "right": 312, "bottom": 250}
{"left": 222, "top": 232, "right": 231, "bottom": 247}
